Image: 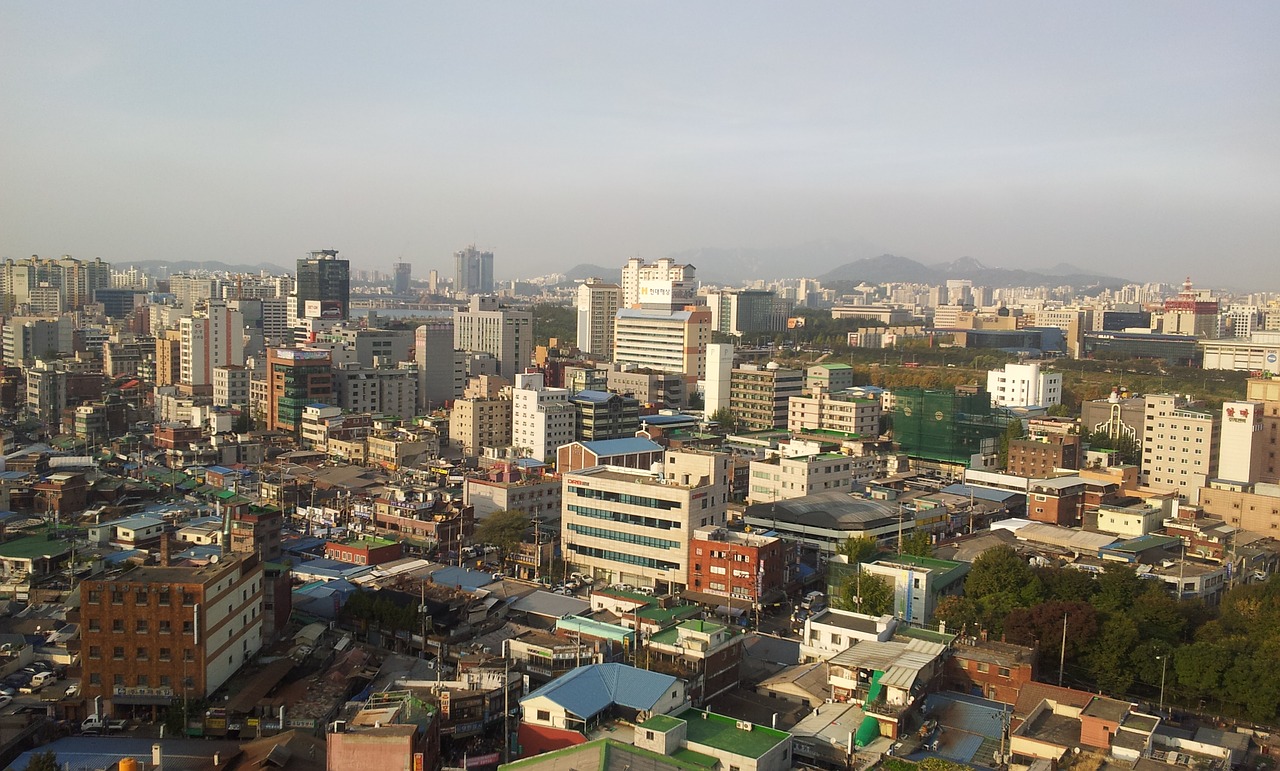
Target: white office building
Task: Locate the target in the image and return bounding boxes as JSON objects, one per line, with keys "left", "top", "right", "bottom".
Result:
{"left": 986, "top": 361, "right": 1062, "bottom": 409}
{"left": 512, "top": 372, "right": 576, "bottom": 462}
{"left": 576, "top": 279, "right": 621, "bottom": 358}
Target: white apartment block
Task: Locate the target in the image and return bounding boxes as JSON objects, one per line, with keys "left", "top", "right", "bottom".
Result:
{"left": 1141, "top": 394, "right": 1220, "bottom": 504}
{"left": 787, "top": 392, "right": 882, "bottom": 438}
{"left": 576, "top": 280, "right": 621, "bottom": 358}
{"left": 512, "top": 372, "right": 575, "bottom": 462}
{"left": 986, "top": 361, "right": 1062, "bottom": 409}
{"left": 613, "top": 308, "right": 711, "bottom": 383}
{"left": 453, "top": 295, "right": 532, "bottom": 379}
{"left": 747, "top": 453, "right": 853, "bottom": 503}
{"left": 562, "top": 449, "right": 731, "bottom": 592}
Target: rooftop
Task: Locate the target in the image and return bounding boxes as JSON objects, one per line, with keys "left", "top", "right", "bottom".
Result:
{"left": 676, "top": 708, "right": 790, "bottom": 759}
{"left": 0, "top": 534, "right": 73, "bottom": 560}
{"left": 576, "top": 437, "right": 664, "bottom": 456}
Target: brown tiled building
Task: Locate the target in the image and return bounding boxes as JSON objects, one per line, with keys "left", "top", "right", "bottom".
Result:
{"left": 325, "top": 536, "right": 403, "bottom": 566}
{"left": 1007, "top": 435, "right": 1082, "bottom": 478}
{"left": 78, "top": 555, "right": 265, "bottom": 714}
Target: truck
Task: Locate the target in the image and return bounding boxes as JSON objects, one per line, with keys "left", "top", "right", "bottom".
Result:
{"left": 81, "top": 715, "right": 128, "bottom": 734}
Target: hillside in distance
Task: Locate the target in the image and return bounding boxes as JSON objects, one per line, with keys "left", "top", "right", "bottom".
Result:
{"left": 818, "top": 253, "right": 1130, "bottom": 288}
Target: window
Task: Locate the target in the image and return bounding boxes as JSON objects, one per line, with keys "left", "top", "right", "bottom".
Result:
{"left": 159, "top": 620, "right": 171, "bottom": 634}
{"left": 88, "top": 645, "right": 101, "bottom": 659}
{"left": 86, "top": 618, "right": 100, "bottom": 632}
{"left": 89, "top": 673, "right": 101, "bottom": 685}
{"left": 112, "top": 620, "right": 124, "bottom": 633}
{"left": 87, "top": 590, "right": 100, "bottom": 604}
{"left": 136, "top": 620, "right": 148, "bottom": 633}
{"left": 159, "top": 647, "right": 171, "bottom": 661}
{"left": 137, "top": 647, "right": 148, "bottom": 660}
{"left": 537, "top": 710, "right": 551, "bottom": 722}
{"left": 976, "top": 662, "right": 989, "bottom": 673}
{"left": 113, "top": 646, "right": 124, "bottom": 660}
{"left": 183, "top": 621, "right": 194, "bottom": 634}
{"left": 998, "top": 667, "right": 1011, "bottom": 678}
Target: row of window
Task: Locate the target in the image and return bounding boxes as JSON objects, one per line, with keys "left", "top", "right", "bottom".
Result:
{"left": 88, "top": 645, "right": 194, "bottom": 661}
{"left": 570, "top": 544, "right": 680, "bottom": 572}
{"left": 567, "top": 486, "right": 680, "bottom": 510}
{"left": 567, "top": 504, "right": 681, "bottom": 531}
{"left": 86, "top": 589, "right": 196, "bottom": 606}
{"left": 566, "top": 523, "right": 680, "bottom": 551}
{"left": 85, "top": 618, "right": 193, "bottom": 635}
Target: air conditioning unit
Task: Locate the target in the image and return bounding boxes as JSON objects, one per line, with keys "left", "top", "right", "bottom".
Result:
{"left": 736, "top": 720, "right": 753, "bottom": 731}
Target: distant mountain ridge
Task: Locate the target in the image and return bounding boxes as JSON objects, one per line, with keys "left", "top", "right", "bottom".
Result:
{"left": 817, "top": 253, "right": 1129, "bottom": 288}
{"left": 562, "top": 263, "right": 622, "bottom": 283}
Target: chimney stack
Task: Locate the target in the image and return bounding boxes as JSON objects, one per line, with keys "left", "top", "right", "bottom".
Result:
{"left": 159, "top": 532, "right": 171, "bottom": 567}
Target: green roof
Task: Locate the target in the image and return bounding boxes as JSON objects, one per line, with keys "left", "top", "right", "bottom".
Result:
{"left": 897, "top": 626, "right": 957, "bottom": 645}
{"left": 634, "top": 603, "right": 702, "bottom": 625}
{"left": 0, "top": 535, "right": 72, "bottom": 561}
{"left": 338, "top": 535, "right": 398, "bottom": 548}
{"left": 499, "top": 739, "right": 712, "bottom": 771}
{"left": 883, "top": 553, "right": 964, "bottom": 572}
{"left": 812, "top": 362, "right": 853, "bottom": 370}
{"left": 638, "top": 714, "right": 684, "bottom": 732}
{"left": 649, "top": 619, "right": 736, "bottom": 647}
{"left": 676, "top": 709, "right": 790, "bottom": 759}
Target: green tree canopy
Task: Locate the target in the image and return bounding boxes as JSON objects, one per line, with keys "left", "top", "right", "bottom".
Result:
{"left": 24, "top": 752, "right": 58, "bottom": 771}
{"left": 474, "top": 509, "right": 532, "bottom": 556}
{"left": 964, "top": 545, "right": 1041, "bottom": 603}
{"left": 708, "top": 407, "right": 737, "bottom": 432}
{"left": 838, "top": 535, "right": 881, "bottom": 564}
{"left": 900, "top": 529, "right": 933, "bottom": 558}
{"left": 838, "top": 570, "right": 895, "bottom": 616}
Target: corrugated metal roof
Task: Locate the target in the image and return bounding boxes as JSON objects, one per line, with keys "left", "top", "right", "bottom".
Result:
{"left": 1014, "top": 522, "right": 1118, "bottom": 553}
{"left": 829, "top": 637, "right": 945, "bottom": 691}
{"left": 578, "top": 437, "right": 663, "bottom": 456}
{"left": 520, "top": 663, "right": 677, "bottom": 720}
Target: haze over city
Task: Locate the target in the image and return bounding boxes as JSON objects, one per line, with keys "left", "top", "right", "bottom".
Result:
{"left": 2, "top": 3, "right": 1277, "bottom": 283}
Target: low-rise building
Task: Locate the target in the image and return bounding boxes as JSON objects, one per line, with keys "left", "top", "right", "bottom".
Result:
{"left": 799, "top": 609, "right": 897, "bottom": 662}
{"left": 325, "top": 536, "right": 403, "bottom": 566}
{"left": 644, "top": 619, "right": 743, "bottom": 704}
{"left": 747, "top": 453, "right": 852, "bottom": 503}
{"left": 687, "top": 525, "right": 788, "bottom": 609}
{"left": 859, "top": 554, "right": 969, "bottom": 626}
{"left": 945, "top": 637, "right": 1036, "bottom": 704}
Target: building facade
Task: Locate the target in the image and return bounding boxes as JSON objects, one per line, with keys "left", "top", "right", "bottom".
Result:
{"left": 576, "top": 279, "right": 621, "bottom": 358}
{"left": 728, "top": 364, "right": 803, "bottom": 431}
{"left": 454, "top": 295, "right": 532, "bottom": 379}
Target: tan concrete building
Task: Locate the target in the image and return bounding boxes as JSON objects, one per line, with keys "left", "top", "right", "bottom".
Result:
{"left": 747, "top": 453, "right": 852, "bottom": 504}
{"left": 787, "top": 392, "right": 882, "bottom": 438}
{"left": 1141, "top": 394, "right": 1220, "bottom": 503}
{"left": 728, "top": 364, "right": 803, "bottom": 431}
{"left": 448, "top": 397, "right": 512, "bottom": 454}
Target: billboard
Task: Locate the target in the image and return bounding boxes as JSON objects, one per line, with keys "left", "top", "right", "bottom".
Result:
{"left": 304, "top": 299, "right": 345, "bottom": 320}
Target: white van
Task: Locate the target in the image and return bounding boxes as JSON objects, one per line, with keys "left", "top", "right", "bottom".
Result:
{"left": 21, "top": 671, "right": 56, "bottom": 693}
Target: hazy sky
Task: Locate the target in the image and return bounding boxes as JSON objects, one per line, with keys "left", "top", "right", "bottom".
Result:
{"left": 2, "top": 3, "right": 1277, "bottom": 283}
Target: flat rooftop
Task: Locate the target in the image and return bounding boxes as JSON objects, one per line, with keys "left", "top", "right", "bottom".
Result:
{"left": 675, "top": 709, "right": 789, "bottom": 759}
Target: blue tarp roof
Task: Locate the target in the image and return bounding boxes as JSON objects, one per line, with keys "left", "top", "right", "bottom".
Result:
{"left": 521, "top": 663, "right": 678, "bottom": 720}
{"left": 578, "top": 437, "right": 663, "bottom": 456}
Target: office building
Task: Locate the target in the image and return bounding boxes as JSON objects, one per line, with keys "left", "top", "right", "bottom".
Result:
{"left": 787, "top": 391, "right": 883, "bottom": 438}
{"left": 3, "top": 316, "right": 70, "bottom": 366}
{"left": 728, "top": 363, "right": 803, "bottom": 431}
{"left": 702, "top": 343, "right": 733, "bottom": 417}
{"left": 79, "top": 554, "right": 264, "bottom": 712}
{"left": 570, "top": 390, "right": 640, "bottom": 441}
{"left": 332, "top": 364, "right": 419, "bottom": 419}
{"left": 512, "top": 372, "right": 575, "bottom": 462}
{"left": 454, "top": 295, "right": 532, "bottom": 379}
{"left": 613, "top": 308, "right": 711, "bottom": 384}
{"left": 265, "top": 348, "right": 333, "bottom": 433}
{"left": 295, "top": 250, "right": 350, "bottom": 320}
{"left": 449, "top": 396, "right": 513, "bottom": 454}
{"left": 747, "top": 453, "right": 853, "bottom": 504}
{"left": 575, "top": 279, "right": 621, "bottom": 358}
{"left": 1161, "top": 277, "right": 1219, "bottom": 338}
{"left": 180, "top": 302, "right": 245, "bottom": 387}
{"left": 607, "top": 366, "right": 686, "bottom": 410}
{"left": 986, "top": 361, "right": 1062, "bottom": 409}
{"left": 1218, "top": 400, "right": 1265, "bottom": 485}
{"left": 620, "top": 257, "right": 697, "bottom": 311}
{"left": 393, "top": 262, "right": 412, "bottom": 294}
{"left": 212, "top": 365, "right": 251, "bottom": 409}
{"left": 415, "top": 321, "right": 465, "bottom": 410}
{"left": 805, "top": 363, "right": 855, "bottom": 396}
{"left": 561, "top": 449, "right": 731, "bottom": 593}
{"left": 706, "top": 289, "right": 791, "bottom": 337}
{"left": 454, "top": 245, "right": 494, "bottom": 296}
{"left": 1141, "top": 394, "right": 1220, "bottom": 503}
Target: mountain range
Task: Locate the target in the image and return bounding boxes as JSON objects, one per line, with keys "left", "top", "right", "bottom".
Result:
{"left": 814, "top": 253, "right": 1130, "bottom": 288}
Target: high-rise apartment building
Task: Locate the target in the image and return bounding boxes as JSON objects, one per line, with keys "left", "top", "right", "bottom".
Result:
{"left": 265, "top": 348, "right": 333, "bottom": 433}
{"left": 570, "top": 390, "right": 640, "bottom": 441}
{"left": 702, "top": 343, "right": 734, "bottom": 416}
{"left": 449, "top": 396, "right": 513, "bottom": 454}
{"left": 1141, "top": 394, "right": 1220, "bottom": 503}
{"left": 562, "top": 449, "right": 731, "bottom": 593}
{"left": 613, "top": 308, "right": 711, "bottom": 384}
{"left": 706, "top": 289, "right": 792, "bottom": 337}
{"left": 78, "top": 555, "right": 264, "bottom": 713}
{"left": 332, "top": 364, "right": 419, "bottom": 419}
{"left": 512, "top": 372, "right": 575, "bottom": 462}
{"left": 1, "top": 255, "right": 111, "bottom": 311}
{"left": 453, "top": 295, "right": 532, "bottom": 379}
{"left": 295, "top": 250, "right": 350, "bottom": 320}
{"left": 728, "top": 364, "right": 803, "bottom": 431}
{"left": 576, "top": 279, "right": 621, "bottom": 358}
{"left": 986, "top": 361, "right": 1062, "bottom": 409}
{"left": 620, "top": 258, "right": 697, "bottom": 311}
{"left": 454, "top": 246, "right": 494, "bottom": 296}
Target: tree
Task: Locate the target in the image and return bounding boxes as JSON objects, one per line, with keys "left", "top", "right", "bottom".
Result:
{"left": 838, "top": 535, "right": 880, "bottom": 564}
{"left": 1174, "top": 641, "right": 1229, "bottom": 698}
{"left": 965, "top": 546, "right": 1041, "bottom": 603}
{"left": 1003, "top": 600, "right": 1098, "bottom": 665}
{"left": 473, "top": 509, "right": 531, "bottom": 557}
{"left": 1037, "top": 566, "right": 1098, "bottom": 603}
{"left": 709, "top": 407, "right": 737, "bottom": 432}
{"left": 839, "top": 570, "right": 895, "bottom": 616}
{"left": 1094, "top": 563, "right": 1144, "bottom": 615}
{"left": 24, "top": 753, "right": 58, "bottom": 771}
{"left": 1086, "top": 614, "right": 1140, "bottom": 695}
{"left": 898, "top": 529, "right": 932, "bottom": 558}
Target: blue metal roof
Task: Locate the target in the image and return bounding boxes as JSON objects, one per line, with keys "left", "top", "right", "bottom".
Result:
{"left": 430, "top": 565, "right": 497, "bottom": 590}
{"left": 941, "top": 483, "right": 1022, "bottom": 503}
{"left": 579, "top": 437, "right": 663, "bottom": 456}
{"left": 521, "top": 663, "right": 678, "bottom": 720}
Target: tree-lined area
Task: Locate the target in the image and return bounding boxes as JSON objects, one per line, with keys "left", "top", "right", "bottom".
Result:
{"left": 932, "top": 546, "right": 1280, "bottom": 723}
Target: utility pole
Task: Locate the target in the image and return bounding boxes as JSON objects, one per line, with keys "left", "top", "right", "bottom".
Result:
{"left": 502, "top": 640, "right": 511, "bottom": 764}
{"left": 1058, "top": 611, "right": 1068, "bottom": 687}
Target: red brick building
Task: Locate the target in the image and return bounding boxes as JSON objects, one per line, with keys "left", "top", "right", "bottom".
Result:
{"left": 1007, "top": 435, "right": 1082, "bottom": 478}
{"left": 154, "top": 424, "right": 202, "bottom": 450}
{"left": 1026, "top": 477, "right": 1087, "bottom": 527}
{"left": 945, "top": 637, "right": 1036, "bottom": 704}
{"left": 688, "top": 525, "right": 788, "bottom": 609}
{"left": 77, "top": 554, "right": 265, "bottom": 715}
{"left": 325, "top": 535, "right": 403, "bottom": 566}
{"left": 33, "top": 472, "right": 89, "bottom": 518}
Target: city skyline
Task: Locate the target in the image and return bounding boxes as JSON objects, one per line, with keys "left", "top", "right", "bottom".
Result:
{"left": 2, "top": 4, "right": 1276, "bottom": 282}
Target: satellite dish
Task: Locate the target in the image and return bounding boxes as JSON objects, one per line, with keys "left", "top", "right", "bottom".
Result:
{"left": 210, "top": 554, "right": 221, "bottom": 563}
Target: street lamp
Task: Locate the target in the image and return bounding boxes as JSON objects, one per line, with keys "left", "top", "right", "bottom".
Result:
{"left": 1156, "top": 654, "right": 1169, "bottom": 714}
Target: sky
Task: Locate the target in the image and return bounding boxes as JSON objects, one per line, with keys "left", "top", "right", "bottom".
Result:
{"left": 2, "top": 3, "right": 1277, "bottom": 284}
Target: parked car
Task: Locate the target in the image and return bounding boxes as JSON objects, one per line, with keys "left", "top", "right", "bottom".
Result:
{"left": 64, "top": 684, "right": 79, "bottom": 698}
{"left": 0, "top": 695, "right": 12, "bottom": 710}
